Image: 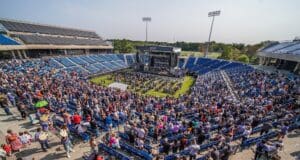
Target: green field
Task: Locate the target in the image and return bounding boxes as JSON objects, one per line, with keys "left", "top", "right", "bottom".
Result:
{"left": 174, "top": 76, "right": 195, "bottom": 97}
{"left": 180, "top": 51, "right": 221, "bottom": 59}
{"left": 90, "top": 74, "right": 195, "bottom": 98}
{"left": 90, "top": 75, "right": 113, "bottom": 87}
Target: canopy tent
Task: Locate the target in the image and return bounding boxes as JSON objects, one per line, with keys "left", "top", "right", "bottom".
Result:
{"left": 108, "top": 82, "right": 128, "bottom": 91}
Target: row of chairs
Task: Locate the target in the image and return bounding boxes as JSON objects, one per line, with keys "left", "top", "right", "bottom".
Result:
{"left": 98, "top": 143, "right": 131, "bottom": 160}
{"left": 119, "top": 141, "right": 153, "bottom": 160}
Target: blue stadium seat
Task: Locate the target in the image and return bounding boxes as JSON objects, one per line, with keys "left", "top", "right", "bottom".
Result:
{"left": 55, "top": 57, "right": 76, "bottom": 67}
{"left": 0, "top": 34, "right": 19, "bottom": 45}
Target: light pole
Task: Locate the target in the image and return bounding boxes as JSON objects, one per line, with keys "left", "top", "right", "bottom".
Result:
{"left": 205, "top": 10, "right": 221, "bottom": 57}
{"left": 142, "top": 17, "right": 151, "bottom": 42}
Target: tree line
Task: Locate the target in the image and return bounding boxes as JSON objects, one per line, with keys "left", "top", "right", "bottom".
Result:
{"left": 110, "top": 39, "right": 273, "bottom": 64}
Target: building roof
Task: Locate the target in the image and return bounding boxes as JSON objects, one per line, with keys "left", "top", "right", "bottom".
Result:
{"left": 258, "top": 40, "right": 300, "bottom": 62}
{"left": 0, "top": 18, "right": 113, "bottom": 50}
{"left": 0, "top": 19, "right": 99, "bottom": 38}
{"left": 14, "top": 34, "right": 107, "bottom": 46}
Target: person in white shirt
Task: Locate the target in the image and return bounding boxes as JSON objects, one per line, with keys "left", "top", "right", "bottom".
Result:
{"left": 188, "top": 140, "right": 200, "bottom": 160}
{"left": 137, "top": 128, "right": 145, "bottom": 139}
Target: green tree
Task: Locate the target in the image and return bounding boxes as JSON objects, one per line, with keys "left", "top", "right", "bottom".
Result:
{"left": 237, "top": 54, "right": 249, "bottom": 63}
{"left": 219, "top": 46, "right": 232, "bottom": 60}
{"left": 113, "top": 39, "right": 134, "bottom": 53}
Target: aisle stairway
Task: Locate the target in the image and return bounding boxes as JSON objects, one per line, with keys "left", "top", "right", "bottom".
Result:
{"left": 220, "top": 70, "right": 239, "bottom": 102}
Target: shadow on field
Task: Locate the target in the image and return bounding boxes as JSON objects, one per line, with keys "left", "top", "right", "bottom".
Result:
{"left": 290, "top": 150, "right": 300, "bottom": 159}
{"left": 287, "top": 131, "right": 300, "bottom": 138}
{"left": 40, "top": 152, "right": 66, "bottom": 160}
{"left": 19, "top": 121, "right": 35, "bottom": 129}
{"left": 1, "top": 116, "right": 19, "bottom": 122}
{"left": 15, "top": 147, "right": 43, "bottom": 158}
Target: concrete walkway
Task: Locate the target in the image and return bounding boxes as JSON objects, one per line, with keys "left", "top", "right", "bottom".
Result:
{"left": 0, "top": 107, "right": 92, "bottom": 160}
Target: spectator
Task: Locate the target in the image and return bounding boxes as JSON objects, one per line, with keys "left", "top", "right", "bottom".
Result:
{"left": 90, "top": 119, "right": 100, "bottom": 137}
{"left": 35, "top": 128, "right": 50, "bottom": 152}
{"left": 5, "top": 129, "right": 22, "bottom": 152}
{"left": 172, "top": 140, "right": 179, "bottom": 153}
{"left": 23, "top": 131, "right": 32, "bottom": 145}
{"left": 260, "top": 122, "right": 273, "bottom": 135}
{"left": 254, "top": 140, "right": 265, "bottom": 160}
{"left": 278, "top": 122, "right": 289, "bottom": 139}
{"left": 60, "top": 131, "right": 74, "bottom": 158}
{"left": 0, "top": 147, "right": 6, "bottom": 159}
{"left": 210, "top": 146, "right": 220, "bottom": 160}
{"left": 180, "top": 136, "right": 188, "bottom": 151}
{"left": 72, "top": 112, "right": 82, "bottom": 125}
{"left": 19, "top": 132, "right": 30, "bottom": 147}
{"left": 90, "top": 136, "right": 98, "bottom": 153}
{"left": 1, "top": 144, "right": 11, "bottom": 157}
{"left": 197, "top": 131, "right": 206, "bottom": 145}
{"left": 162, "top": 138, "right": 170, "bottom": 155}
{"left": 18, "top": 104, "right": 27, "bottom": 120}
{"left": 188, "top": 140, "right": 200, "bottom": 160}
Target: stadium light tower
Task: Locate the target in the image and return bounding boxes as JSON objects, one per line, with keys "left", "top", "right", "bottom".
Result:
{"left": 142, "top": 17, "right": 151, "bottom": 42}
{"left": 205, "top": 10, "right": 221, "bottom": 57}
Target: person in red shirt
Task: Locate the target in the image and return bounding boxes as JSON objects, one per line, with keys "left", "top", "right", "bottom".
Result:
{"left": 96, "top": 155, "right": 104, "bottom": 160}
{"left": 72, "top": 112, "right": 82, "bottom": 125}
{"left": 1, "top": 144, "right": 11, "bottom": 156}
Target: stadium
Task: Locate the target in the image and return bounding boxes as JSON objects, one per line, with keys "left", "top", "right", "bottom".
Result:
{"left": 0, "top": 2, "right": 300, "bottom": 160}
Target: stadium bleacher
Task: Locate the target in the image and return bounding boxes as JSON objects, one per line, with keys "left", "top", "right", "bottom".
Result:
{"left": 274, "top": 42, "right": 300, "bottom": 54}
{"left": 292, "top": 49, "right": 300, "bottom": 55}
{"left": 1, "top": 54, "right": 127, "bottom": 76}
{"left": 258, "top": 40, "right": 300, "bottom": 74}
{"left": 0, "top": 19, "right": 99, "bottom": 38}
{"left": 261, "top": 41, "right": 298, "bottom": 53}
{"left": 125, "top": 54, "right": 135, "bottom": 66}
{"left": 54, "top": 57, "right": 76, "bottom": 67}
{"left": 55, "top": 54, "right": 128, "bottom": 75}
{"left": 177, "top": 58, "right": 185, "bottom": 68}
{"left": 0, "top": 34, "right": 19, "bottom": 45}
{"left": 181, "top": 57, "right": 247, "bottom": 75}
{"left": 15, "top": 34, "right": 106, "bottom": 46}
{"left": 184, "top": 56, "right": 196, "bottom": 69}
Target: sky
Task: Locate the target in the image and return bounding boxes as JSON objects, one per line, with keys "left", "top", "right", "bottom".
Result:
{"left": 0, "top": 0, "right": 299, "bottom": 44}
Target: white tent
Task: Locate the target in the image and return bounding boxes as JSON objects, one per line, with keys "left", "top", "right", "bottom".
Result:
{"left": 108, "top": 82, "right": 128, "bottom": 91}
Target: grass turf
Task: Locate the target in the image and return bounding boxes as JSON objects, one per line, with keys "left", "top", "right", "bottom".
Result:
{"left": 90, "top": 75, "right": 113, "bottom": 87}
{"left": 145, "top": 89, "right": 170, "bottom": 98}
{"left": 174, "top": 76, "right": 195, "bottom": 98}
{"left": 90, "top": 74, "right": 195, "bottom": 98}
{"left": 145, "top": 76, "right": 195, "bottom": 98}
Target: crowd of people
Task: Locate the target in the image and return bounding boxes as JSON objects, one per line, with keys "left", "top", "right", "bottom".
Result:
{"left": 0, "top": 58, "right": 299, "bottom": 160}
{"left": 111, "top": 71, "right": 182, "bottom": 95}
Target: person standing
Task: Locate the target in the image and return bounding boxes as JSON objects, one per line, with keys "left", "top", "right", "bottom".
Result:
{"left": 188, "top": 140, "right": 200, "bottom": 160}
{"left": 210, "top": 146, "right": 220, "bottom": 160}
{"left": 89, "top": 136, "right": 98, "bottom": 153}
{"left": 6, "top": 92, "right": 16, "bottom": 107}
{"left": 90, "top": 119, "right": 100, "bottom": 137}
{"left": 18, "top": 104, "right": 27, "bottom": 120}
{"left": 60, "top": 135, "right": 74, "bottom": 158}
{"left": 260, "top": 122, "right": 272, "bottom": 135}
{"left": 59, "top": 124, "right": 74, "bottom": 158}
{"left": 35, "top": 128, "right": 50, "bottom": 152}
{"left": 0, "top": 97, "right": 12, "bottom": 116}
